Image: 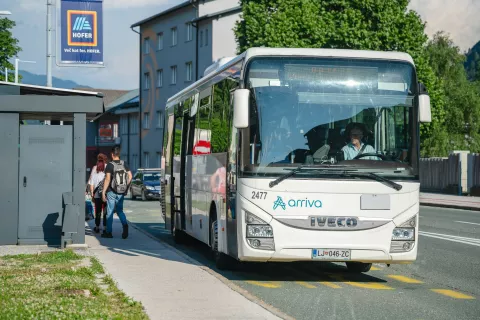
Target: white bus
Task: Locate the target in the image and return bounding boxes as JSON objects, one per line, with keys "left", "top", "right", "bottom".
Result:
{"left": 161, "top": 48, "right": 432, "bottom": 272}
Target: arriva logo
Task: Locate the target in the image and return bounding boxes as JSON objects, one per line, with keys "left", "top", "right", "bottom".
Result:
{"left": 273, "top": 196, "right": 322, "bottom": 210}
{"left": 73, "top": 17, "right": 92, "bottom": 31}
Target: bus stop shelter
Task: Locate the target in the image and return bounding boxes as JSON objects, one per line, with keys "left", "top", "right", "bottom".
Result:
{"left": 0, "top": 82, "right": 104, "bottom": 247}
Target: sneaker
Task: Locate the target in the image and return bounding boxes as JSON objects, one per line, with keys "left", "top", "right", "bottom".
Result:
{"left": 101, "top": 232, "right": 113, "bottom": 238}
{"left": 94, "top": 226, "right": 100, "bottom": 233}
{"left": 122, "top": 224, "right": 129, "bottom": 239}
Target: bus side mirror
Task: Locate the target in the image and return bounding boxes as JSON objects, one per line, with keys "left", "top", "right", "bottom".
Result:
{"left": 234, "top": 89, "right": 250, "bottom": 128}
{"left": 418, "top": 82, "right": 431, "bottom": 123}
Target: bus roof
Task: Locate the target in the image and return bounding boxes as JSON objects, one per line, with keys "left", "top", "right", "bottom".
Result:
{"left": 166, "top": 47, "right": 415, "bottom": 106}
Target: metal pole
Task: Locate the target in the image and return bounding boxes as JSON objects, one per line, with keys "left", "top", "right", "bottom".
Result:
{"left": 46, "top": 0, "right": 53, "bottom": 87}
{"left": 15, "top": 59, "right": 18, "bottom": 83}
{"left": 5, "top": 68, "right": 7, "bottom": 82}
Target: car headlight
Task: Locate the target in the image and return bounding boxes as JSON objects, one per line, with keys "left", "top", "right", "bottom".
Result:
{"left": 145, "top": 186, "right": 155, "bottom": 190}
{"left": 392, "top": 228, "right": 415, "bottom": 241}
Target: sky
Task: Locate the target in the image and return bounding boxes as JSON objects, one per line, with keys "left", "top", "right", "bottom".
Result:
{"left": 1, "top": 0, "right": 479, "bottom": 90}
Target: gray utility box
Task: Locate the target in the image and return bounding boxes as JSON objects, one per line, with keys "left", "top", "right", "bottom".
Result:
{"left": 0, "top": 82, "right": 104, "bottom": 246}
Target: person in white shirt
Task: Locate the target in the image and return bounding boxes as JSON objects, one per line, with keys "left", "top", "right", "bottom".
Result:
{"left": 88, "top": 153, "right": 108, "bottom": 233}
{"left": 342, "top": 124, "right": 377, "bottom": 160}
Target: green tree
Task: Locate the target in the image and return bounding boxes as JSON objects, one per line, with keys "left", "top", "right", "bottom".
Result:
{"left": 234, "top": 0, "right": 448, "bottom": 156}
{"left": 426, "top": 32, "right": 480, "bottom": 152}
{"left": 0, "top": 17, "right": 22, "bottom": 83}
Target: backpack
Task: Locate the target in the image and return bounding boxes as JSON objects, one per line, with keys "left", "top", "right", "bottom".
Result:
{"left": 110, "top": 160, "right": 128, "bottom": 194}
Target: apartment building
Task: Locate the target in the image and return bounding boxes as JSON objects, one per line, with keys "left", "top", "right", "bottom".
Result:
{"left": 131, "top": 0, "right": 241, "bottom": 168}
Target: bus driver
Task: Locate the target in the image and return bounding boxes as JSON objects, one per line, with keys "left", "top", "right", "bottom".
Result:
{"left": 342, "top": 123, "right": 377, "bottom": 160}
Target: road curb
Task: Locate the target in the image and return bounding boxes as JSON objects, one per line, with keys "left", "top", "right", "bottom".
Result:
{"left": 127, "top": 221, "right": 295, "bottom": 320}
{"left": 420, "top": 202, "right": 480, "bottom": 212}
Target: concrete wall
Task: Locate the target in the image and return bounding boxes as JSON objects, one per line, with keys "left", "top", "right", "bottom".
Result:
{"left": 199, "top": 0, "right": 240, "bottom": 16}
{"left": 212, "top": 12, "right": 240, "bottom": 60}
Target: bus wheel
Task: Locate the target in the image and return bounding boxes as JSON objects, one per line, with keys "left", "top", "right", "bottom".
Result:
{"left": 346, "top": 262, "right": 372, "bottom": 273}
{"left": 210, "top": 220, "right": 232, "bottom": 270}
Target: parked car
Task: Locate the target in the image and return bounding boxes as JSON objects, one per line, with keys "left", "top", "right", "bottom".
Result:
{"left": 130, "top": 168, "right": 161, "bottom": 201}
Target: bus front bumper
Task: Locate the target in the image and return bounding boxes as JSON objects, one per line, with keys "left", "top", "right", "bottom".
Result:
{"left": 237, "top": 219, "right": 418, "bottom": 264}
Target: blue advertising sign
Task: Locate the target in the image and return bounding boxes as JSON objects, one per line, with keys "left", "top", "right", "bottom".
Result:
{"left": 59, "top": 0, "right": 103, "bottom": 66}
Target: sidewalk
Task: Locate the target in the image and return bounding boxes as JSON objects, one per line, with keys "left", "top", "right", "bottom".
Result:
{"left": 85, "top": 217, "right": 282, "bottom": 320}
{"left": 420, "top": 193, "right": 480, "bottom": 211}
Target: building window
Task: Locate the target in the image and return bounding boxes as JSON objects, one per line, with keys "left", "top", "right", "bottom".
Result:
{"left": 157, "top": 69, "right": 163, "bottom": 87}
{"left": 144, "top": 37, "right": 150, "bottom": 54}
{"left": 130, "top": 114, "right": 138, "bottom": 134}
{"left": 185, "top": 62, "right": 193, "bottom": 82}
{"left": 156, "top": 111, "right": 163, "bottom": 128}
{"left": 171, "top": 66, "right": 177, "bottom": 84}
{"left": 157, "top": 32, "right": 163, "bottom": 50}
{"left": 200, "top": 31, "right": 203, "bottom": 47}
{"left": 113, "top": 123, "right": 119, "bottom": 138}
{"left": 143, "top": 112, "right": 150, "bottom": 129}
{"left": 144, "top": 72, "right": 150, "bottom": 90}
{"left": 171, "top": 27, "right": 177, "bottom": 46}
{"left": 157, "top": 152, "right": 161, "bottom": 167}
{"left": 186, "top": 23, "right": 193, "bottom": 42}
{"left": 144, "top": 152, "right": 150, "bottom": 168}
{"left": 205, "top": 29, "right": 208, "bottom": 46}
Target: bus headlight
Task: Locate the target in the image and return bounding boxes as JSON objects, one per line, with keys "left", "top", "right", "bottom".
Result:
{"left": 247, "top": 225, "right": 274, "bottom": 238}
{"left": 392, "top": 228, "right": 415, "bottom": 241}
{"left": 245, "top": 211, "right": 275, "bottom": 250}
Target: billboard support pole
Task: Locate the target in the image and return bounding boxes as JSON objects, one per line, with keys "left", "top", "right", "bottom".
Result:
{"left": 47, "top": 0, "right": 53, "bottom": 87}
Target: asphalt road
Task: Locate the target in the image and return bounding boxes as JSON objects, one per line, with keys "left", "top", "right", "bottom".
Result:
{"left": 123, "top": 199, "right": 480, "bottom": 320}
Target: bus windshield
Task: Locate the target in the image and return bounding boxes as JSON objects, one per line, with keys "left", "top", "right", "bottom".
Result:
{"left": 242, "top": 57, "right": 418, "bottom": 179}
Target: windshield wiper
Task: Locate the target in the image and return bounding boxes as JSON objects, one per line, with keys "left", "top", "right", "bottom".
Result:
{"left": 340, "top": 172, "right": 402, "bottom": 191}
{"left": 268, "top": 165, "right": 355, "bottom": 188}
{"left": 268, "top": 166, "right": 402, "bottom": 191}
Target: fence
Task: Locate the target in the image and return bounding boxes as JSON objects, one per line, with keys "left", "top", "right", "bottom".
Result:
{"left": 420, "top": 155, "right": 460, "bottom": 194}
{"left": 468, "top": 154, "right": 480, "bottom": 196}
{"left": 420, "top": 153, "right": 480, "bottom": 195}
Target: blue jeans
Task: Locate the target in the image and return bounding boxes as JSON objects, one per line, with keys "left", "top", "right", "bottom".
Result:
{"left": 106, "top": 191, "right": 128, "bottom": 233}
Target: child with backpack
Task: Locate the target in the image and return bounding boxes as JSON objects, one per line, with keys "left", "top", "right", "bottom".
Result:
{"left": 101, "top": 146, "right": 132, "bottom": 239}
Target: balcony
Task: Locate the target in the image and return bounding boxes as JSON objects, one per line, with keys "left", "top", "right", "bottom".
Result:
{"left": 95, "top": 136, "right": 121, "bottom": 146}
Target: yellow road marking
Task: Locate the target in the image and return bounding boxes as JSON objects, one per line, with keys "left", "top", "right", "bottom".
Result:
{"left": 328, "top": 274, "right": 393, "bottom": 290}
{"left": 245, "top": 281, "right": 281, "bottom": 288}
{"left": 431, "top": 289, "right": 475, "bottom": 300}
{"left": 295, "top": 281, "right": 316, "bottom": 289}
{"left": 370, "top": 266, "right": 381, "bottom": 271}
{"left": 387, "top": 275, "right": 423, "bottom": 284}
{"left": 318, "top": 281, "right": 342, "bottom": 289}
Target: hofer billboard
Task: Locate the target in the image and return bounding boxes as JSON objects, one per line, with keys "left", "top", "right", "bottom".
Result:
{"left": 59, "top": 0, "right": 104, "bottom": 66}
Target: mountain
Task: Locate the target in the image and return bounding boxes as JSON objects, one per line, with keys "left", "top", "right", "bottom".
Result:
{"left": 465, "top": 41, "right": 480, "bottom": 81}
{"left": 18, "top": 70, "right": 91, "bottom": 89}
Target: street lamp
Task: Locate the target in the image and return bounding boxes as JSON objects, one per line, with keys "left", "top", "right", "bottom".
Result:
{"left": 0, "top": 11, "right": 12, "bottom": 15}
{"left": 15, "top": 58, "right": 37, "bottom": 84}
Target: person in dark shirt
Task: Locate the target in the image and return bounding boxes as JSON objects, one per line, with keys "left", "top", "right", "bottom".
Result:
{"left": 101, "top": 146, "right": 132, "bottom": 239}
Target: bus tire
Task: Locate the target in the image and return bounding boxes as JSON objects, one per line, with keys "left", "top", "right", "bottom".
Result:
{"left": 346, "top": 262, "right": 372, "bottom": 273}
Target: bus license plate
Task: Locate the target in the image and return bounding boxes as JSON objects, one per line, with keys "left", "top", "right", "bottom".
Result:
{"left": 312, "top": 249, "right": 351, "bottom": 260}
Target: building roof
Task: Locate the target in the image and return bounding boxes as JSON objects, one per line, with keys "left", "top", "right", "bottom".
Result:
{"left": 0, "top": 81, "right": 104, "bottom": 121}
{"left": 131, "top": 1, "right": 192, "bottom": 28}
{"left": 192, "top": 6, "right": 241, "bottom": 23}
{"left": 91, "top": 89, "right": 140, "bottom": 122}
{"left": 74, "top": 87, "right": 130, "bottom": 108}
